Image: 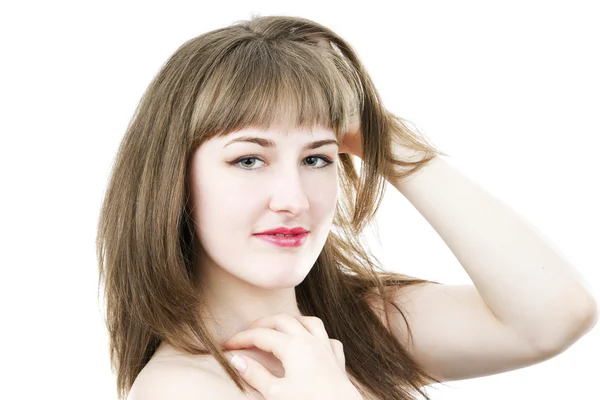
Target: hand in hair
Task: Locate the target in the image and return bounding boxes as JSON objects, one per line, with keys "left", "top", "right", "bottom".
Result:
{"left": 306, "top": 33, "right": 363, "bottom": 160}
{"left": 338, "top": 113, "right": 362, "bottom": 159}
{"left": 223, "top": 313, "right": 362, "bottom": 400}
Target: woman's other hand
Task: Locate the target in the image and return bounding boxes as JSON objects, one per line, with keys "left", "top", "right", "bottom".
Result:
{"left": 338, "top": 113, "right": 362, "bottom": 159}
{"left": 223, "top": 313, "right": 361, "bottom": 400}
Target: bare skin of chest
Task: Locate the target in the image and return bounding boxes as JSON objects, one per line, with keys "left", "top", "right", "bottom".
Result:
{"left": 150, "top": 343, "right": 281, "bottom": 399}
{"left": 150, "top": 342, "right": 372, "bottom": 399}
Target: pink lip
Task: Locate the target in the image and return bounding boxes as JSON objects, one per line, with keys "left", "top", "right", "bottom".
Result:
{"left": 256, "top": 227, "right": 309, "bottom": 235}
{"left": 253, "top": 232, "right": 309, "bottom": 248}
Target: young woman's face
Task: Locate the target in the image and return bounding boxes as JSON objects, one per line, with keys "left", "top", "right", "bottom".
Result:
{"left": 189, "top": 125, "right": 339, "bottom": 289}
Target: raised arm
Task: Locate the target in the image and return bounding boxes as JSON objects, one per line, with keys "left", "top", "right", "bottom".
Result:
{"left": 376, "top": 153, "right": 597, "bottom": 382}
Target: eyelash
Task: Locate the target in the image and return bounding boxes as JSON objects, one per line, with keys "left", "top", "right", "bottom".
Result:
{"left": 230, "top": 155, "right": 334, "bottom": 170}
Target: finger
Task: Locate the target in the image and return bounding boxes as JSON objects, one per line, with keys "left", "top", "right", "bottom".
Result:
{"left": 228, "top": 353, "right": 279, "bottom": 396}
{"left": 307, "top": 33, "right": 333, "bottom": 50}
{"left": 293, "top": 316, "right": 330, "bottom": 341}
{"left": 329, "top": 339, "right": 346, "bottom": 370}
{"left": 223, "top": 328, "right": 290, "bottom": 360}
{"left": 245, "top": 313, "right": 317, "bottom": 339}
{"left": 246, "top": 314, "right": 331, "bottom": 341}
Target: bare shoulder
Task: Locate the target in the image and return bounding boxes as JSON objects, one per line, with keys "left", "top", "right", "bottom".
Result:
{"left": 127, "top": 344, "right": 257, "bottom": 400}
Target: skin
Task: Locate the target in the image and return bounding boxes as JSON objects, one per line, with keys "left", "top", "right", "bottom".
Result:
{"left": 132, "top": 109, "right": 597, "bottom": 399}
{"left": 188, "top": 124, "right": 340, "bottom": 349}
{"left": 139, "top": 124, "right": 362, "bottom": 399}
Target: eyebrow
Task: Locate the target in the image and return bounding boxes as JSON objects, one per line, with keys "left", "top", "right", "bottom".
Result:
{"left": 224, "top": 136, "right": 339, "bottom": 150}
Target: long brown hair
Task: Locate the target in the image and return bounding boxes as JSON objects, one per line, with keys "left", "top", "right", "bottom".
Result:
{"left": 97, "top": 14, "right": 449, "bottom": 400}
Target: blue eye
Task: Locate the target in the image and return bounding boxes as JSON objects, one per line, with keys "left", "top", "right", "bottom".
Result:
{"left": 231, "top": 156, "right": 334, "bottom": 170}
{"left": 236, "top": 157, "right": 265, "bottom": 169}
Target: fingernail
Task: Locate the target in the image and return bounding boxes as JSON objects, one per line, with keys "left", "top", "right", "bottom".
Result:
{"left": 231, "top": 354, "right": 247, "bottom": 373}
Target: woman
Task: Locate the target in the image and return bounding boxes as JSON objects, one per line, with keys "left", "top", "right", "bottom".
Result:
{"left": 97, "top": 15, "right": 598, "bottom": 400}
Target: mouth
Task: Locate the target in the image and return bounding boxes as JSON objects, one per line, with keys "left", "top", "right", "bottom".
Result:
{"left": 258, "top": 233, "right": 302, "bottom": 236}
{"left": 252, "top": 232, "right": 309, "bottom": 248}
{"left": 254, "top": 227, "right": 309, "bottom": 235}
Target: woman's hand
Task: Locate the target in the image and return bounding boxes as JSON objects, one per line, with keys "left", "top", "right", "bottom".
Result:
{"left": 223, "top": 313, "right": 361, "bottom": 400}
{"left": 338, "top": 114, "right": 363, "bottom": 159}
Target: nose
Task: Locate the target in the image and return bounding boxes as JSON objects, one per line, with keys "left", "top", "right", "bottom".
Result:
{"left": 268, "top": 168, "right": 310, "bottom": 216}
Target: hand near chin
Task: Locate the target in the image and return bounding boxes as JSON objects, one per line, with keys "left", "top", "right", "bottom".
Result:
{"left": 223, "top": 313, "right": 361, "bottom": 400}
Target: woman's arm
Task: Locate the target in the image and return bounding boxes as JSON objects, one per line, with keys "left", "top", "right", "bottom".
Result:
{"left": 388, "top": 153, "right": 597, "bottom": 350}
{"left": 363, "top": 147, "right": 597, "bottom": 382}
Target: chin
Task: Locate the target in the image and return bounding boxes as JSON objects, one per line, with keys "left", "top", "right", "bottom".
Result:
{"left": 243, "top": 259, "right": 314, "bottom": 288}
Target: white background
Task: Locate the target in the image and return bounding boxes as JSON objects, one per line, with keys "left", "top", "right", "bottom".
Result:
{"left": 1, "top": 1, "right": 598, "bottom": 398}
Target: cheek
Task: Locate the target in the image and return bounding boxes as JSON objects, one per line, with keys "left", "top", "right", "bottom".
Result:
{"left": 195, "top": 179, "right": 261, "bottom": 235}
{"left": 306, "top": 172, "right": 338, "bottom": 219}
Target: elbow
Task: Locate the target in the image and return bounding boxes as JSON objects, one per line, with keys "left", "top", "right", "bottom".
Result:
{"left": 579, "top": 292, "right": 599, "bottom": 335}
{"left": 534, "top": 291, "right": 599, "bottom": 356}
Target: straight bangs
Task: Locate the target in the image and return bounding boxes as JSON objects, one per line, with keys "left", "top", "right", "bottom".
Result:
{"left": 190, "top": 36, "right": 363, "bottom": 142}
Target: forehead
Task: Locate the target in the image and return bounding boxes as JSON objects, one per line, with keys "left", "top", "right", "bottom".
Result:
{"left": 208, "top": 125, "right": 338, "bottom": 149}
{"left": 192, "top": 125, "right": 338, "bottom": 162}
{"left": 223, "top": 125, "right": 336, "bottom": 140}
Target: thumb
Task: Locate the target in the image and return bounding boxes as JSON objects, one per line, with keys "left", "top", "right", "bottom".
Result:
{"left": 229, "top": 353, "right": 278, "bottom": 393}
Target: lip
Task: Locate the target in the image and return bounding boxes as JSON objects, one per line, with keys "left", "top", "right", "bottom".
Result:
{"left": 255, "top": 227, "right": 309, "bottom": 235}
{"left": 253, "top": 231, "right": 309, "bottom": 248}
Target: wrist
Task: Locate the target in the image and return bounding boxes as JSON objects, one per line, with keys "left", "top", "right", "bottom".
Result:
{"left": 391, "top": 142, "right": 428, "bottom": 163}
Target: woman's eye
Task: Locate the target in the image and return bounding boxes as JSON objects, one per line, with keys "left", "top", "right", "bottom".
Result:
{"left": 232, "top": 155, "right": 333, "bottom": 170}
{"left": 236, "top": 157, "right": 265, "bottom": 169}
{"left": 303, "top": 156, "right": 333, "bottom": 168}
